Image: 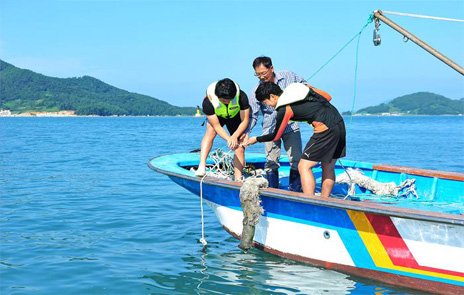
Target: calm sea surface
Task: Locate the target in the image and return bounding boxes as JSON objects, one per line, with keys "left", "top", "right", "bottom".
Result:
{"left": 1, "top": 116, "right": 463, "bottom": 295}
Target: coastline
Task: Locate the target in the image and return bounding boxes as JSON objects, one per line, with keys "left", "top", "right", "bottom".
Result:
{"left": 347, "top": 114, "right": 463, "bottom": 117}
{"left": 0, "top": 109, "right": 206, "bottom": 118}
{"left": 0, "top": 109, "right": 461, "bottom": 118}
{"left": 2, "top": 114, "right": 462, "bottom": 118}
{"left": 0, "top": 114, "right": 206, "bottom": 118}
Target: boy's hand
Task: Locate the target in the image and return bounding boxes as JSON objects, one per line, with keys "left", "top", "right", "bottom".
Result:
{"left": 227, "top": 135, "right": 238, "bottom": 150}
{"left": 247, "top": 136, "right": 258, "bottom": 146}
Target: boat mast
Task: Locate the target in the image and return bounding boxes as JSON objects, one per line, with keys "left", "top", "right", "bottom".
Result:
{"left": 373, "top": 10, "right": 464, "bottom": 76}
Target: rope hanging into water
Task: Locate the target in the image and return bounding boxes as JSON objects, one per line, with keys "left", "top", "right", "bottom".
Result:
{"left": 199, "top": 175, "right": 207, "bottom": 248}
{"left": 197, "top": 146, "right": 237, "bottom": 249}
{"left": 381, "top": 10, "right": 464, "bottom": 22}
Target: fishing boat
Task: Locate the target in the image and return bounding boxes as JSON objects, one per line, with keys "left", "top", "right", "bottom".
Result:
{"left": 149, "top": 10, "right": 464, "bottom": 294}
{"left": 148, "top": 152, "right": 464, "bottom": 294}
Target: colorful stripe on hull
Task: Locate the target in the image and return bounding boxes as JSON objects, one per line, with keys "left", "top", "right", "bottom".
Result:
{"left": 204, "top": 197, "right": 464, "bottom": 293}
{"left": 348, "top": 211, "right": 464, "bottom": 283}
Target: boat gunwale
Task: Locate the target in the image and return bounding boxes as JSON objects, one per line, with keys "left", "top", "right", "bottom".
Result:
{"left": 148, "top": 155, "right": 464, "bottom": 226}
{"left": 374, "top": 164, "right": 464, "bottom": 181}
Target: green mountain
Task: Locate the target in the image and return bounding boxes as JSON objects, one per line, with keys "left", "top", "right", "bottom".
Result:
{"left": 354, "top": 92, "right": 464, "bottom": 115}
{"left": 0, "top": 59, "right": 196, "bottom": 116}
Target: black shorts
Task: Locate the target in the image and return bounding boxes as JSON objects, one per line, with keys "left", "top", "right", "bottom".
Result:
{"left": 215, "top": 115, "right": 242, "bottom": 135}
{"left": 302, "top": 120, "right": 346, "bottom": 163}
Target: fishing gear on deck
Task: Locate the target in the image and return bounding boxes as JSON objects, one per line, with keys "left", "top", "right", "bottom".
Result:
{"left": 336, "top": 167, "right": 419, "bottom": 199}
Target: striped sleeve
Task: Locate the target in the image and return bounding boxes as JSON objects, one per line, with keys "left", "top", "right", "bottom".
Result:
{"left": 257, "top": 106, "right": 294, "bottom": 143}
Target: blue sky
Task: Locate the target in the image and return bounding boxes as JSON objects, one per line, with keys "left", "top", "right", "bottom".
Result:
{"left": 1, "top": 0, "right": 463, "bottom": 112}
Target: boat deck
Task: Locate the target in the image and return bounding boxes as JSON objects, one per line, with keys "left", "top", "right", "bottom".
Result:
{"left": 150, "top": 152, "right": 464, "bottom": 216}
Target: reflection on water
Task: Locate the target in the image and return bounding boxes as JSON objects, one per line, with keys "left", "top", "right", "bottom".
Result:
{"left": 141, "top": 238, "right": 416, "bottom": 295}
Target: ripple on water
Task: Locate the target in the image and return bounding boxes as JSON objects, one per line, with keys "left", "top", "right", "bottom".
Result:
{"left": 1, "top": 116, "right": 461, "bottom": 295}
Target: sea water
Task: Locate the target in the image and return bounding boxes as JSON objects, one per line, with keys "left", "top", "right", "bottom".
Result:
{"left": 1, "top": 116, "right": 463, "bottom": 295}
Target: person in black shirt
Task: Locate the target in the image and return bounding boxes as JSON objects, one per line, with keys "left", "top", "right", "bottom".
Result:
{"left": 247, "top": 82, "right": 346, "bottom": 197}
{"left": 196, "top": 78, "right": 250, "bottom": 181}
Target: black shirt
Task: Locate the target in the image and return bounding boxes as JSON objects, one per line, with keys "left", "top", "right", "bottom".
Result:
{"left": 257, "top": 97, "right": 343, "bottom": 142}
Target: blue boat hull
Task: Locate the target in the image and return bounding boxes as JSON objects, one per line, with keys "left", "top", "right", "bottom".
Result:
{"left": 148, "top": 153, "right": 464, "bottom": 294}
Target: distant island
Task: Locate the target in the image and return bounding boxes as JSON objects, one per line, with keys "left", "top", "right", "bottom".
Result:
{"left": 343, "top": 92, "right": 464, "bottom": 116}
{"left": 1, "top": 59, "right": 463, "bottom": 117}
{"left": 0, "top": 59, "right": 196, "bottom": 116}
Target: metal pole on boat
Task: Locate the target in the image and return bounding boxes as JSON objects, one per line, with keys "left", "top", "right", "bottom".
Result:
{"left": 373, "top": 10, "right": 464, "bottom": 76}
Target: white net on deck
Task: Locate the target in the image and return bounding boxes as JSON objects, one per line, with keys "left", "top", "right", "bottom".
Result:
{"left": 193, "top": 148, "right": 265, "bottom": 180}
{"left": 336, "top": 168, "right": 419, "bottom": 198}
{"left": 207, "top": 148, "right": 235, "bottom": 180}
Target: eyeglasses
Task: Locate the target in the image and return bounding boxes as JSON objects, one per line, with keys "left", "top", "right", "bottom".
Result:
{"left": 254, "top": 68, "right": 271, "bottom": 77}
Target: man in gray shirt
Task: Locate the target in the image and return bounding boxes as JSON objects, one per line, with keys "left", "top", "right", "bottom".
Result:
{"left": 246, "top": 56, "right": 305, "bottom": 191}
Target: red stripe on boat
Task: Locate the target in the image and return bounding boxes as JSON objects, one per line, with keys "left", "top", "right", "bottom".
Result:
{"left": 365, "top": 213, "right": 464, "bottom": 277}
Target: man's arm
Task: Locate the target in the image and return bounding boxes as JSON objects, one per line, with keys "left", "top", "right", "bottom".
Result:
{"left": 257, "top": 106, "right": 293, "bottom": 143}
{"left": 246, "top": 85, "right": 260, "bottom": 134}
{"left": 207, "top": 114, "right": 230, "bottom": 142}
{"left": 294, "top": 72, "right": 308, "bottom": 84}
{"left": 232, "top": 108, "right": 250, "bottom": 141}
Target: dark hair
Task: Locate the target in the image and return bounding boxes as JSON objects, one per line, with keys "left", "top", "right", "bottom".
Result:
{"left": 255, "top": 82, "right": 283, "bottom": 102}
{"left": 252, "top": 56, "right": 272, "bottom": 69}
{"left": 215, "top": 78, "right": 237, "bottom": 99}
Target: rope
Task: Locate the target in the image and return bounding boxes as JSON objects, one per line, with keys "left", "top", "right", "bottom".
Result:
{"left": 348, "top": 29, "right": 363, "bottom": 130}
{"left": 336, "top": 168, "right": 419, "bottom": 198}
{"left": 337, "top": 159, "right": 353, "bottom": 200}
{"left": 197, "top": 146, "right": 240, "bottom": 249}
{"left": 306, "top": 14, "right": 373, "bottom": 135}
{"left": 238, "top": 176, "right": 268, "bottom": 251}
{"left": 307, "top": 13, "right": 374, "bottom": 81}
{"left": 381, "top": 10, "right": 464, "bottom": 22}
{"left": 199, "top": 174, "right": 207, "bottom": 248}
